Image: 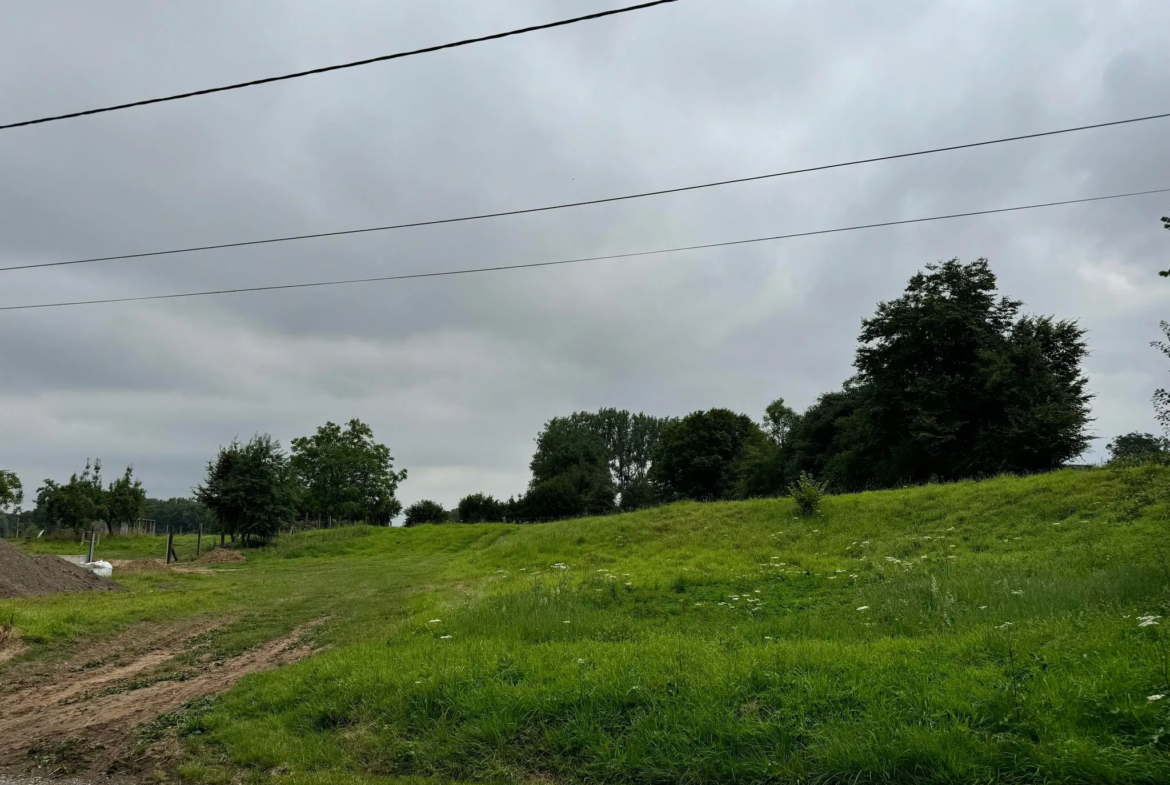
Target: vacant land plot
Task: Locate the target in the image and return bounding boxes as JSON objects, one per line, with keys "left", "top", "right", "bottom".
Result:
{"left": 3, "top": 466, "right": 1169, "bottom": 784}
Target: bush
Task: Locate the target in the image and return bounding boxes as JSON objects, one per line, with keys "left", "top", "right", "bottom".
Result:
{"left": 457, "top": 493, "right": 504, "bottom": 523}
{"left": 788, "top": 471, "right": 827, "bottom": 517}
{"left": 403, "top": 500, "right": 447, "bottom": 527}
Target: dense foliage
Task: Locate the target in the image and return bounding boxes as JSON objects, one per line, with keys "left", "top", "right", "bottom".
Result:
{"left": 1107, "top": 432, "right": 1169, "bottom": 465}
{"left": 35, "top": 460, "right": 113, "bottom": 532}
{"left": 456, "top": 493, "right": 505, "bottom": 523}
{"left": 195, "top": 435, "right": 295, "bottom": 545}
{"left": 651, "top": 408, "right": 762, "bottom": 500}
{"left": 143, "top": 497, "right": 212, "bottom": 534}
{"left": 404, "top": 500, "right": 448, "bottom": 526}
{"left": 788, "top": 258, "right": 1092, "bottom": 490}
{"left": 0, "top": 469, "right": 21, "bottom": 516}
{"left": 291, "top": 419, "right": 406, "bottom": 526}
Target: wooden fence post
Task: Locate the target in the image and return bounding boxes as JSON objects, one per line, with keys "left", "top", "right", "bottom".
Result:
{"left": 196, "top": 522, "right": 203, "bottom": 558}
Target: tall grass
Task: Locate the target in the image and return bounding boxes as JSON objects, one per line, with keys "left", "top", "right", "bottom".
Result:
{"left": 7, "top": 468, "right": 1170, "bottom": 783}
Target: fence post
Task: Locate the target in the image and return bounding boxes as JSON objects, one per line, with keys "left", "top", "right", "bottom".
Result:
{"left": 87, "top": 530, "right": 96, "bottom": 563}
{"left": 165, "top": 527, "right": 175, "bottom": 564}
{"left": 196, "top": 522, "right": 203, "bottom": 557}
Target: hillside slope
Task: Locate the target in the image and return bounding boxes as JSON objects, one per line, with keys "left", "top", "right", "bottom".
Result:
{"left": 6, "top": 467, "right": 1170, "bottom": 783}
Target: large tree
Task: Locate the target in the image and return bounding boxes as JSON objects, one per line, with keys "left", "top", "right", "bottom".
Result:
{"left": 524, "top": 418, "right": 615, "bottom": 520}
{"left": 106, "top": 466, "right": 147, "bottom": 530}
{"left": 404, "top": 500, "right": 448, "bottom": 527}
{"left": 802, "top": 258, "right": 1092, "bottom": 489}
{"left": 457, "top": 493, "right": 505, "bottom": 523}
{"left": 36, "top": 459, "right": 107, "bottom": 532}
{"left": 290, "top": 419, "right": 407, "bottom": 525}
{"left": 195, "top": 434, "right": 294, "bottom": 545}
{"left": 651, "top": 409, "right": 761, "bottom": 501}
{"left": 733, "top": 399, "right": 799, "bottom": 499}
{"left": 537, "top": 410, "right": 673, "bottom": 511}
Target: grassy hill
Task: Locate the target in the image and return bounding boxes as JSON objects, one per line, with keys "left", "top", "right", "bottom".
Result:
{"left": 5, "top": 466, "right": 1170, "bottom": 783}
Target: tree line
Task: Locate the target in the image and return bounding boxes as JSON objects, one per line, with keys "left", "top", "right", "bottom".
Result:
{"left": 407, "top": 257, "right": 1166, "bottom": 525}
{"left": 5, "top": 253, "right": 1168, "bottom": 538}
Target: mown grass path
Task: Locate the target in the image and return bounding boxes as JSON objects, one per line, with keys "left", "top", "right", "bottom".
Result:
{"left": 4, "top": 467, "right": 1170, "bottom": 784}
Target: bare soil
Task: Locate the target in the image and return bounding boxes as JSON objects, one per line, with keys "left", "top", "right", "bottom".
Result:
{"left": 0, "top": 617, "right": 321, "bottom": 775}
{"left": 194, "top": 548, "right": 246, "bottom": 565}
{"left": 0, "top": 541, "right": 118, "bottom": 600}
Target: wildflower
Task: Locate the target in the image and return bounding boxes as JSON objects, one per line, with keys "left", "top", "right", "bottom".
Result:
{"left": 428, "top": 619, "right": 441, "bottom": 624}
{"left": 979, "top": 605, "right": 988, "bottom": 610}
{"left": 835, "top": 569, "right": 845, "bottom": 573}
{"left": 1149, "top": 694, "right": 1166, "bottom": 702}
{"left": 1138, "top": 615, "right": 1161, "bottom": 627}
{"left": 440, "top": 635, "right": 453, "bottom": 639}
{"left": 857, "top": 606, "right": 869, "bottom": 612}
{"left": 576, "top": 658, "right": 586, "bottom": 664}
{"left": 563, "top": 620, "right": 571, "bottom": 624}
{"left": 1011, "top": 590, "right": 1023, "bottom": 596}
{"left": 948, "top": 556, "right": 956, "bottom": 559}
{"left": 850, "top": 574, "right": 858, "bottom": 579}
{"left": 764, "top": 636, "right": 773, "bottom": 640}
{"left": 998, "top": 622, "right": 1014, "bottom": 629}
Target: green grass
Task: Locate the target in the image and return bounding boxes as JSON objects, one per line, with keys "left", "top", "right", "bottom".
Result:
{"left": 5, "top": 467, "right": 1170, "bottom": 784}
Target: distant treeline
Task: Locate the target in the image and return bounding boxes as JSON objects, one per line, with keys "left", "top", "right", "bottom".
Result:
{"left": 4, "top": 258, "right": 1168, "bottom": 539}
{"left": 406, "top": 257, "right": 1165, "bottom": 525}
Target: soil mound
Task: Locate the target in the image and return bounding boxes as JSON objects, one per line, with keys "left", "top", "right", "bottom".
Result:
{"left": 0, "top": 540, "right": 119, "bottom": 599}
{"left": 110, "top": 558, "right": 168, "bottom": 573}
{"left": 196, "top": 547, "right": 246, "bottom": 564}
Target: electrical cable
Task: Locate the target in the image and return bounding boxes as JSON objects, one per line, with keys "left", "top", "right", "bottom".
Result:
{"left": 2, "top": 187, "right": 1164, "bottom": 312}
{"left": 2, "top": 109, "right": 1167, "bottom": 274}
{"left": 0, "top": 0, "right": 678, "bottom": 131}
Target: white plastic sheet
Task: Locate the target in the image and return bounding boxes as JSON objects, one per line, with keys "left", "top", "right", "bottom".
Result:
{"left": 84, "top": 560, "right": 113, "bottom": 578}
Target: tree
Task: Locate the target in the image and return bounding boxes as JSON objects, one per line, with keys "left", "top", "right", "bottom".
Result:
{"left": 733, "top": 399, "right": 800, "bottom": 499}
{"left": 537, "top": 410, "right": 674, "bottom": 511}
{"left": 0, "top": 470, "right": 22, "bottom": 516}
{"left": 651, "top": 409, "right": 761, "bottom": 500}
{"left": 106, "top": 466, "right": 147, "bottom": 531}
{"left": 1154, "top": 321, "right": 1170, "bottom": 436}
{"left": 291, "top": 419, "right": 407, "bottom": 525}
{"left": 457, "top": 493, "right": 504, "bottom": 523}
{"left": 525, "top": 417, "right": 616, "bottom": 519}
{"left": 36, "top": 459, "right": 107, "bottom": 532}
{"left": 1106, "top": 432, "right": 1169, "bottom": 465}
{"left": 195, "top": 435, "right": 294, "bottom": 545}
{"left": 819, "top": 258, "right": 1091, "bottom": 489}
{"left": 404, "top": 500, "right": 447, "bottom": 527}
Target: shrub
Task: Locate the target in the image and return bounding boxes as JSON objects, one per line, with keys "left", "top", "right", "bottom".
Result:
{"left": 456, "top": 493, "right": 504, "bottom": 523}
{"left": 788, "top": 471, "right": 827, "bottom": 517}
{"left": 403, "top": 500, "right": 447, "bottom": 527}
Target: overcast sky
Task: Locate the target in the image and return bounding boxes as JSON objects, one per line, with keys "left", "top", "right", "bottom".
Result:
{"left": 1, "top": 0, "right": 1168, "bottom": 511}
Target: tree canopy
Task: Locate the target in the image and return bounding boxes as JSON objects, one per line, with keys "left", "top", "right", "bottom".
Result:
{"left": 457, "top": 493, "right": 504, "bottom": 523}
{"left": 195, "top": 434, "right": 294, "bottom": 545}
{"left": 790, "top": 258, "right": 1092, "bottom": 489}
{"left": 36, "top": 459, "right": 107, "bottom": 532}
{"left": 404, "top": 500, "right": 447, "bottom": 527}
{"left": 106, "top": 466, "right": 147, "bottom": 527}
{"left": 651, "top": 409, "right": 761, "bottom": 501}
{"left": 291, "top": 419, "right": 406, "bottom": 525}
{"left": 144, "top": 497, "right": 212, "bottom": 534}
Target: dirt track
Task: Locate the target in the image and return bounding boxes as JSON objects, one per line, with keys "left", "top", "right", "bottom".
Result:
{"left": 0, "top": 618, "right": 320, "bottom": 775}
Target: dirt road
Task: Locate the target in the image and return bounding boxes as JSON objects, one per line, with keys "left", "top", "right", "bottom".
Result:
{"left": 0, "top": 618, "right": 319, "bottom": 777}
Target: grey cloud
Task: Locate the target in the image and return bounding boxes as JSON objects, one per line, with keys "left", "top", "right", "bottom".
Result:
{"left": 2, "top": 0, "right": 1168, "bottom": 504}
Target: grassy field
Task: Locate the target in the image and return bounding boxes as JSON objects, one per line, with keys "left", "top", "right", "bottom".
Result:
{"left": 4, "top": 466, "right": 1170, "bottom": 784}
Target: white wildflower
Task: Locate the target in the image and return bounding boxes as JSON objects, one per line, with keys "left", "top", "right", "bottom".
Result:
{"left": 563, "top": 620, "right": 571, "bottom": 624}
{"left": 1138, "top": 615, "right": 1161, "bottom": 627}
{"left": 427, "top": 619, "right": 441, "bottom": 624}
{"left": 1011, "top": 590, "right": 1023, "bottom": 596}
{"left": 440, "top": 635, "right": 453, "bottom": 639}
{"left": 1149, "top": 694, "right": 1166, "bottom": 702}
{"left": 576, "top": 658, "right": 586, "bottom": 664}
{"left": 857, "top": 606, "right": 869, "bottom": 611}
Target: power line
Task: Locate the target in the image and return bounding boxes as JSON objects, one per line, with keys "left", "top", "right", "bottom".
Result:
{"left": 0, "top": 0, "right": 678, "bottom": 132}
{"left": 2, "top": 187, "right": 1164, "bottom": 312}
{"left": 3, "top": 109, "right": 1168, "bottom": 274}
